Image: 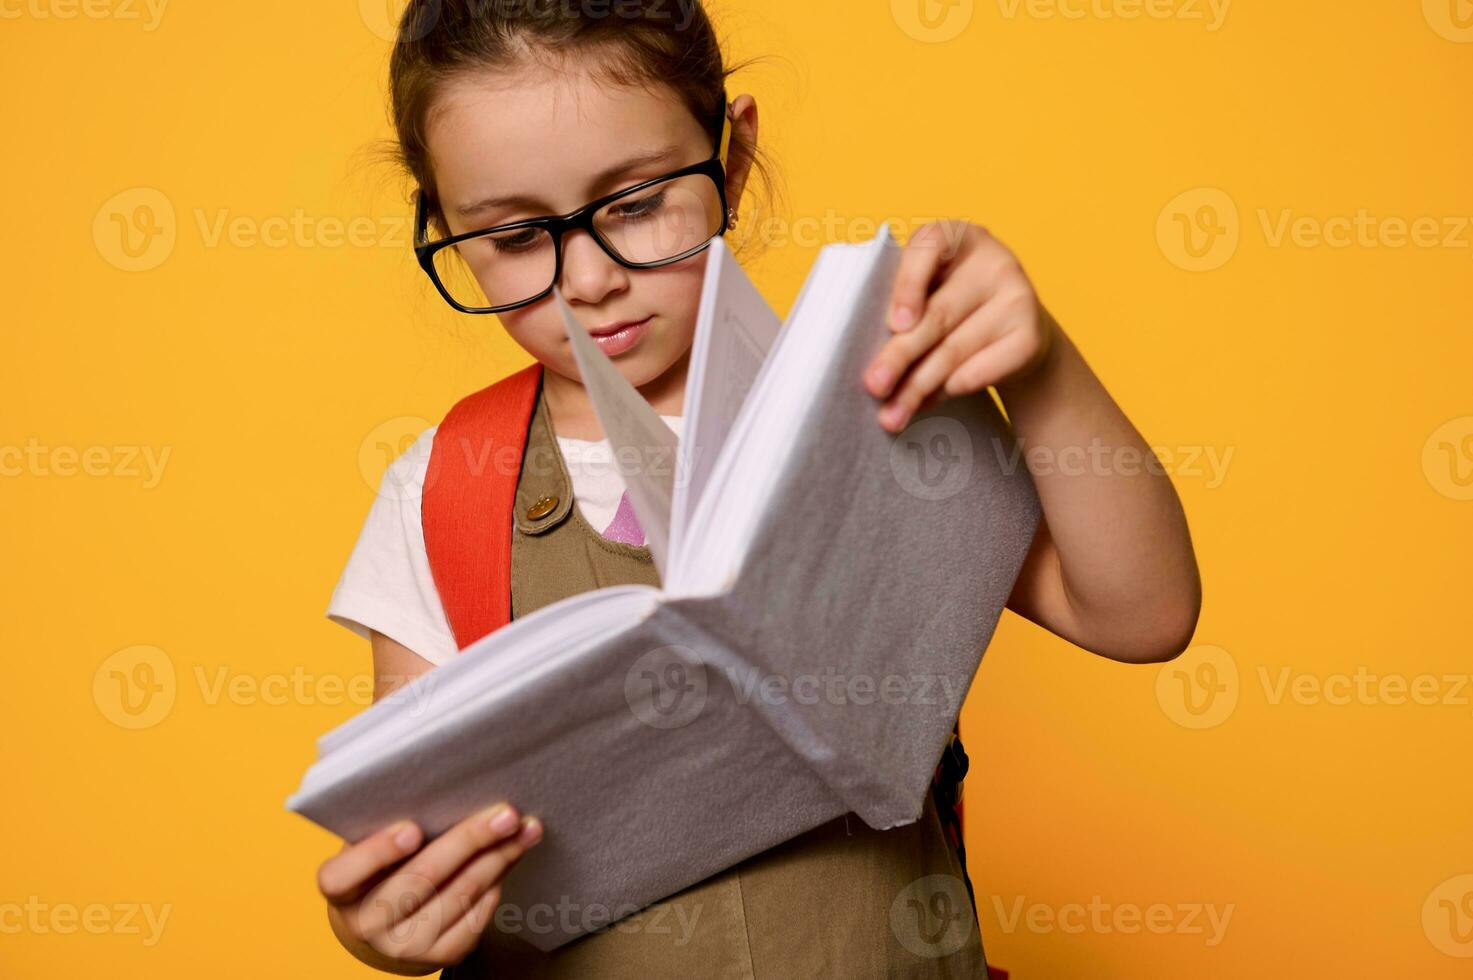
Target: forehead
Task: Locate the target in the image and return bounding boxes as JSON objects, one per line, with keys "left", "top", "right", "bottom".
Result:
{"left": 425, "top": 68, "right": 707, "bottom": 213}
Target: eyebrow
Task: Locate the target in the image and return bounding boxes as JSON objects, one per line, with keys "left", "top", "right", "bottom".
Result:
{"left": 453, "top": 144, "right": 685, "bottom": 221}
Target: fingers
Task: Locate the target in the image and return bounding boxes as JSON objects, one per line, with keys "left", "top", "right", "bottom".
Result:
{"left": 866, "top": 269, "right": 990, "bottom": 407}
{"left": 427, "top": 817, "right": 545, "bottom": 961}
{"left": 887, "top": 222, "right": 964, "bottom": 333}
{"left": 354, "top": 803, "right": 523, "bottom": 939}
{"left": 421, "top": 884, "right": 503, "bottom": 967}
{"left": 433, "top": 817, "right": 542, "bottom": 935}
{"left": 870, "top": 224, "right": 1043, "bottom": 431}
{"left": 878, "top": 292, "right": 1038, "bottom": 431}
{"left": 317, "top": 819, "right": 424, "bottom": 908}
{"left": 947, "top": 326, "right": 1046, "bottom": 395}
{"left": 358, "top": 814, "right": 543, "bottom": 967}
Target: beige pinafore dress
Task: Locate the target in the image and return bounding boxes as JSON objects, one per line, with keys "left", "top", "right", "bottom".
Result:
{"left": 445, "top": 380, "right": 988, "bottom": 979}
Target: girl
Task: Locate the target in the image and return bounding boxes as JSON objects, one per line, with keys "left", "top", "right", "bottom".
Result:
{"left": 315, "top": 2, "right": 1201, "bottom": 976}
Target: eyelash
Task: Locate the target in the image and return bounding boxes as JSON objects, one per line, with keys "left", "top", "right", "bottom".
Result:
{"left": 608, "top": 188, "right": 666, "bottom": 221}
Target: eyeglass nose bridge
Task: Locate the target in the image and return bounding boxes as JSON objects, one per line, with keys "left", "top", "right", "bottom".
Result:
{"left": 547, "top": 204, "right": 630, "bottom": 272}
{"left": 547, "top": 208, "right": 639, "bottom": 297}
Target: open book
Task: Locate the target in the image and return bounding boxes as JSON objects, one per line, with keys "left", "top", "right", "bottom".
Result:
{"left": 287, "top": 225, "right": 1041, "bottom": 951}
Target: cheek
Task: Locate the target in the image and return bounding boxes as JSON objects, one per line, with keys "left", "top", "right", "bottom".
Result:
{"left": 496, "top": 307, "right": 567, "bottom": 361}
{"left": 641, "top": 258, "right": 707, "bottom": 326}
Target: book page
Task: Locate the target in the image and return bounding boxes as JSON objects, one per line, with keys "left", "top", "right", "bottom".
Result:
{"left": 556, "top": 287, "right": 680, "bottom": 581}
{"left": 672, "top": 245, "right": 850, "bottom": 596}
{"left": 709, "top": 226, "right": 1041, "bottom": 830}
{"left": 669, "top": 237, "right": 782, "bottom": 574}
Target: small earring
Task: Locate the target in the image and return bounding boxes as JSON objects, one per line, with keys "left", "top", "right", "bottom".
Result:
{"left": 727, "top": 207, "right": 739, "bottom": 228}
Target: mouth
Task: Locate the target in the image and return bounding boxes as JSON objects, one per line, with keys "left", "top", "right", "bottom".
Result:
{"left": 586, "top": 314, "right": 654, "bottom": 356}
{"left": 589, "top": 315, "right": 652, "bottom": 337}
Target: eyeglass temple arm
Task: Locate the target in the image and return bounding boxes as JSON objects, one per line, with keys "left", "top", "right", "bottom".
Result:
{"left": 718, "top": 95, "right": 733, "bottom": 167}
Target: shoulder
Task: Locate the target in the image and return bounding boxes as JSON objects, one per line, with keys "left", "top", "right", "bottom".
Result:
{"left": 379, "top": 425, "right": 440, "bottom": 504}
{"left": 327, "top": 423, "right": 460, "bottom": 666}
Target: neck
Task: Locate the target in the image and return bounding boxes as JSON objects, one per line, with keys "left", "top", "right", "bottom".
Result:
{"left": 542, "top": 348, "right": 689, "bottom": 440}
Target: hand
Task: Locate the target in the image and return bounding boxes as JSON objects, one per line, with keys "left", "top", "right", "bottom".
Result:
{"left": 318, "top": 803, "right": 542, "bottom": 973}
{"left": 864, "top": 221, "right": 1057, "bottom": 432}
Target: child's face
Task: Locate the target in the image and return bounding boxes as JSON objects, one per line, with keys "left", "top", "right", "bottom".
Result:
{"left": 425, "top": 68, "right": 722, "bottom": 392}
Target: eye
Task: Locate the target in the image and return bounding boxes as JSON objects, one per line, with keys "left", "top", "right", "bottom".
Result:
{"left": 486, "top": 228, "right": 544, "bottom": 254}
{"left": 609, "top": 188, "right": 668, "bottom": 220}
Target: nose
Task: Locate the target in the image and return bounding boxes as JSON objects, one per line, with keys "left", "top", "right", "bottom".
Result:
{"left": 557, "top": 228, "right": 629, "bottom": 307}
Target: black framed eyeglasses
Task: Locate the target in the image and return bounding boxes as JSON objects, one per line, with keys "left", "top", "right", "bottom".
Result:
{"left": 414, "top": 98, "right": 733, "bottom": 314}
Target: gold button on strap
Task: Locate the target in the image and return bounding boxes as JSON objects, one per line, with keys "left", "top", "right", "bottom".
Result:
{"left": 525, "top": 494, "right": 559, "bottom": 521}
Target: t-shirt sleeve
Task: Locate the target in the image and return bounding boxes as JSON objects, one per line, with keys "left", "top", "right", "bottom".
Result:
{"left": 325, "top": 426, "right": 461, "bottom": 668}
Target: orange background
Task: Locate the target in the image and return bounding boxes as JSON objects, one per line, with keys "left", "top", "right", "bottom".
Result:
{"left": 3, "top": 1, "right": 1471, "bottom": 976}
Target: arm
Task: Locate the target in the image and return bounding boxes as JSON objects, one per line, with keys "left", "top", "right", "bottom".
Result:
{"left": 993, "top": 313, "right": 1201, "bottom": 663}
{"left": 370, "top": 629, "right": 439, "bottom": 702}
{"left": 865, "top": 222, "right": 1201, "bottom": 664}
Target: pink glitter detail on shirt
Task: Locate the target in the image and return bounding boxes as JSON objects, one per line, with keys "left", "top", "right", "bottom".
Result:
{"left": 602, "top": 489, "right": 645, "bottom": 545}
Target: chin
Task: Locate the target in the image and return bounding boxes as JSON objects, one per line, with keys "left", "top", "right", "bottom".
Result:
{"left": 616, "top": 353, "right": 674, "bottom": 389}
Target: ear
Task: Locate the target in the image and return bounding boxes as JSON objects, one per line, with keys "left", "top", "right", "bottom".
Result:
{"left": 723, "top": 94, "right": 760, "bottom": 214}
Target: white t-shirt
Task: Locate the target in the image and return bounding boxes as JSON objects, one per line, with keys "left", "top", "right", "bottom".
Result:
{"left": 326, "top": 415, "right": 683, "bottom": 667}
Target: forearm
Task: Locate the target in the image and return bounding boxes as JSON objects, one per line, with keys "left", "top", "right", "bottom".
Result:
{"left": 996, "top": 308, "right": 1201, "bottom": 661}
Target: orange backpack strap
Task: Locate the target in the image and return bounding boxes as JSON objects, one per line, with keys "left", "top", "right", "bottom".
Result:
{"left": 422, "top": 362, "right": 543, "bottom": 651}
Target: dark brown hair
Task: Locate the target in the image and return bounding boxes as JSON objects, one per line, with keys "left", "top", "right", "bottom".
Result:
{"left": 374, "top": 0, "right": 781, "bottom": 258}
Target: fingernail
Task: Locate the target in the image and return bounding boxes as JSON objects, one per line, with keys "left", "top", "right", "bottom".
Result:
{"left": 891, "top": 305, "right": 915, "bottom": 330}
{"left": 517, "top": 816, "right": 543, "bottom": 847}
{"left": 868, "top": 364, "right": 895, "bottom": 394}
{"left": 392, "top": 821, "right": 419, "bottom": 851}
{"left": 488, "top": 805, "right": 519, "bottom": 836}
{"left": 881, "top": 403, "right": 906, "bottom": 429}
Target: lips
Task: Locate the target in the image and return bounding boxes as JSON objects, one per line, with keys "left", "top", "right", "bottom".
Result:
{"left": 589, "top": 315, "right": 652, "bottom": 336}
{"left": 587, "top": 315, "right": 653, "bottom": 356}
